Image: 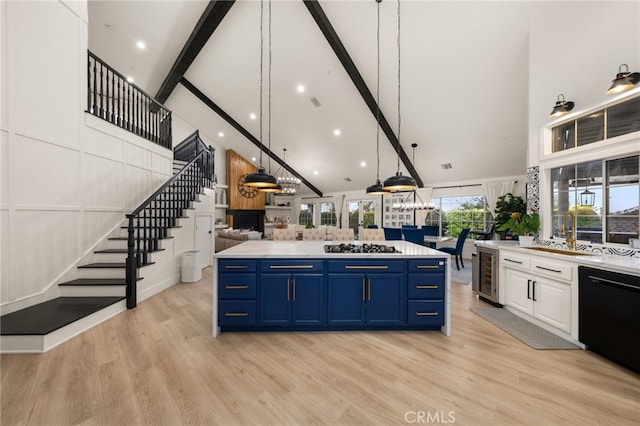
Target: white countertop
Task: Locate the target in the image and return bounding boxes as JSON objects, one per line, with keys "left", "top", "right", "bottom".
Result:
{"left": 475, "top": 240, "right": 640, "bottom": 275}
{"left": 215, "top": 240, "right": 447, "bottom": 259}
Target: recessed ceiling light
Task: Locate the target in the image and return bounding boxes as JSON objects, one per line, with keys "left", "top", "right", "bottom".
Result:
{"left": 218, "top": 132, "right": 224, "bottom": 137}
{"left": 334, "top": 129, "right": 341, "bottom": 136}
{"left": 136, "top": 40, "right": 146, "bottom": 50}
{"left": 252, "top": 157, "right": 257, "bottom": 162}
{"left": 297, "top": 84, "right": 305, "bottom": 93}
{"left": 249, "top": 113, "right": 257, "bottom": 120}
{"left": 126, "top": 76, "right": 134, "bottom": 83}
{"left": 360, "top": 161, "right": 366, "bottom": 167}
{"left": 314, "top": 170, "right": 319, "bottom": 175}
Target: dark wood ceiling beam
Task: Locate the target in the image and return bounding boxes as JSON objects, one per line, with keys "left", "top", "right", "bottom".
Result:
{"left": 154, "top": 0, "right": 235, "bottom": 104}
{"left": 180, "top": 78, "right": 323, "bottom": 198}
{"left": 303, "top": 0, "right": 423, "bottom": 188}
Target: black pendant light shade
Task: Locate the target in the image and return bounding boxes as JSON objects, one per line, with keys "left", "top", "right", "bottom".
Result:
{"left": 259, "top": 182, "right": 282, "bottom": 193}
{"left": 244, "top": 167, "right": 278, "bottom": 187}
{"left": 383, "top": 172, "right": 417, "bottom": 192}
{"left": 366, "top": 179, "right": 388, "bottom": 195}
{"left": 607, "top": 64, "right": 640, "bottom": 95}
{"left": 549, "top": 94, "right": 575, "bottom": 118}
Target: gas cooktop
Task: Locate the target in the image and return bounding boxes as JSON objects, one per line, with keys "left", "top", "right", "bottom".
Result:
{"left": 323, "top": 243, "right": 402, "bottom": 254}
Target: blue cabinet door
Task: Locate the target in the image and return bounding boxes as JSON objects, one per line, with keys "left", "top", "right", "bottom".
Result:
{"left": 259, "top": 274, "right": 291, "bottom": 325}
{"left": 366, "top": 273, "right": 404, "bottom": 325}
{"left": 291, "top": 274, "right": 325, "bottom": 325}
{"left": 327, "top": 274, "right": 365, "bottom": 325}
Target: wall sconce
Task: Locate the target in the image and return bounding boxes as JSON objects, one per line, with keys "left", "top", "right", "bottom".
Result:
{"left": 549, "top": 94, "right": 575, "bottom": 118}
{"left": 606, "top": 64, "right": 640, "bottom": 95}
{"left": 579, "top": 188, "right": 595, "bottom": 207}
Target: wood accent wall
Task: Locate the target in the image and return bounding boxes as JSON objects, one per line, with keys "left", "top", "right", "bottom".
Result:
{"left": 226, "top": 149, "right": 266, "bottom": 211}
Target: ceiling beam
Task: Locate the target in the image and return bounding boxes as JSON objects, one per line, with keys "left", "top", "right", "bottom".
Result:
{"left": 303, "top": 0, "right": 423, "bottom": 188}
{"left": 154, "top": 0, "right": 235, "bottom": 104}
{"left": 180, "top": 78, "right": 324, "bottom": 198}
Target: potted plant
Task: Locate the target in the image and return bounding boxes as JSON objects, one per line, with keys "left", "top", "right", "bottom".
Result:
{"left": 494, "top": 193, "right": 526, "bottom": 240}
{"left": 497, "top": 210, "right": 540, "bottom": 246}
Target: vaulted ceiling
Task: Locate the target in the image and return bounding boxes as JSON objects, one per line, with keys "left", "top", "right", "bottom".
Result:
{"left": 88, "top": 0, "right": 531, "bottom": 197}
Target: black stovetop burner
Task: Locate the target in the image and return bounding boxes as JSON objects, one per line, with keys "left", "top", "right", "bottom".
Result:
{"left": 324, "top": 243, "right": 402, "bottom": 254}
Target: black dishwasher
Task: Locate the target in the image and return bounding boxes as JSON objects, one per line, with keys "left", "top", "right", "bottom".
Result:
{"left": 579, "top": 266, "right": 640, "bottom": 373}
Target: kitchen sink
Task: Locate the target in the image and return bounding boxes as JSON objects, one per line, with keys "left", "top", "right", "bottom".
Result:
{"left": 524, "top": 247, "right": 594, "bottom": 256}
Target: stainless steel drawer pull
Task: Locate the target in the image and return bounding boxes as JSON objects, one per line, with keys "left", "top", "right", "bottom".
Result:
{"left": 416, "top": 312, "right": 439, "bottom": 316}
{"left": 416, "top": 285, "right": 439, "bottom": 289}
{"left": 225, "top": 265, "right": 248, "bottom": 269}
{"left": 224, "top": 285, "right": 249, "bottom": 289}
{"left": 224, "top": 312, "right": 248, "bottom": 317}
{"left": 504, "top": 258, "right": 523, "bottom": 264}
{"left": 416, "top": 265, "right": 439, "bottom": 269}
{"left": 270, "top": 265, "right": 314, "bottom": 269}
{"left": 345, "top": 265, "right": 388, "bottom": 269}
{"left": 535, "top": 265, "right": 562, "bottom": 273}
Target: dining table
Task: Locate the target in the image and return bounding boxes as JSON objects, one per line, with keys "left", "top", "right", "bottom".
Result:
{"left": 424, "top": 235, "right": 453, "bottom": 249}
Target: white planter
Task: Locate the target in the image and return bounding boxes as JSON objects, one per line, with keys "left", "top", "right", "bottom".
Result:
{"left": 518, "top": 236, "right": 534, "bottom": 246}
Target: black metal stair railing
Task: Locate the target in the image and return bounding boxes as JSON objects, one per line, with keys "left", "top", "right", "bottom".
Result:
{"left": 87, "top": 50, "right": 172, "bottom": 149}
{"left": 126, "top": 133, "right": 214, "bottom": 308}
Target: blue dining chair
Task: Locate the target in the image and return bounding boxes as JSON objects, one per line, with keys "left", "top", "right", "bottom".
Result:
{"left": 401, "top": 224, "right": 418, "bottom": 229}
{"left": 402, "top": 228, "right": 424, "bottom": 246}
{"left": 367, "top": 224, "right": 379, "bottom": 229}
{"left": 439, "top": 228, "right": 470, "bottom": 271}
{"left": 383, "top": 227, "right": 403, "bottom": 241}
{"left": 421, "top": 225, "right": 439, "bottom": 236}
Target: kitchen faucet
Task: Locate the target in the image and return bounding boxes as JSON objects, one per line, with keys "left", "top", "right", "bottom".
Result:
{"left": 560, "top": 210, "right": 577, "bottom": 250}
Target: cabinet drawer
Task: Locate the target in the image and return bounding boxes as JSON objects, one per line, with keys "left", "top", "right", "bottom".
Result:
{"left": 219, "top": 275, "right": 257, "bottom": 299}
{"left": 219, "top": 301, "right": 256, "bottom": 326}
{"left": 261, "top": 260, "right": 324, "bottom": 273}
{"left": 501, "top": 252, "right": 530, "bottom": 270}
{"left": 531, "top": 258, "right": 573, "bottom": 282}
{"left": 408, "top": 259, "right": 445, "bottom": 273}
{"left": 408, "top": 274, "right": 444, "bottom": 299}
{"left": 219, "top": 259, "right": 257, "bottom": 272}
{"left": 328, "top": 260, "right": 404, "bottom": 273}
{"left": 407, "top": 301, "right": 444, "bottom": 325}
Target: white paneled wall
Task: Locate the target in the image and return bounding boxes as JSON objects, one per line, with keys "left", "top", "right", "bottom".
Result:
{"left": 0, "top": 0, "right": 173, "bottom": 309}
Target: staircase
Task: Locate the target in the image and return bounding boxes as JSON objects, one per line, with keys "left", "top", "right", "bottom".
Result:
{"left": 1, "top": 131, "right": 214, "bottom": 353}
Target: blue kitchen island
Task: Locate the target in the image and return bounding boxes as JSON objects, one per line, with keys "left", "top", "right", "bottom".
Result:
{"left": 212, "top": 240, "right": 451, "bottom": 336}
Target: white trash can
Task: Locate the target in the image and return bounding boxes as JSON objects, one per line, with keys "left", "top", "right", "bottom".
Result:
{"left": 182, "top": 251, "right": 201, "bottom": 282}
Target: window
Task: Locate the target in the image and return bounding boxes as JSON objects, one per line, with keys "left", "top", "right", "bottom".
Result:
{"left": 550, "top": 155, "right": 639, "bottom": 245}
{"left": 425, "top": 195, "right": 492, "bottom": 238}
{"left": 298, "top": 203, "right": 315, "bottom": 227}
{"left": 320, "top": 202, "right": 337, "bottom": 226}
{"left": 551, "top": 94, "right": 640, "bottom": 153}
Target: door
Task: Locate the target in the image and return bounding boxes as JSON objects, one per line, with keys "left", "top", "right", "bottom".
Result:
{"left": 291, "top": 274, "right": 325, "bottom": 325}
{"left": 196, "top": 215, "right": 213, "bottom": 268}
{"left": 366, "top": 273, "right": 404, "bottom": 325}
{"left": 347, "top": 200, "right": 377, "bottom": 239}
{"left": 504, "top": 268, "right": 533, "bottom": 315}
{"left": 327, "top": 274, "right": 365, "bottom": 325}
{"left": 533, "top": 277, "right": 571, "bottom": 333}
{"left": 259, "top": 274, "right": 291, "bottom": 325}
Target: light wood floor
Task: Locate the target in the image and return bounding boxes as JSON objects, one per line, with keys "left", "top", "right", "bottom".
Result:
{"left": 2, "top": 267, "right": 639, "bottom": 426}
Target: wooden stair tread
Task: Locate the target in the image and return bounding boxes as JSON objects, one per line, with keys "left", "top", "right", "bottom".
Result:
{"left": 78, "top": 262, "right": 155, "bottom": 269}
{"left": 94, "top": 248, "right": 165, "bottom": 254}
{"left": 0, "top": 297, "right": 124, "bottom": 335}
{"left": 58, "top": 278, "right": 142, "bottom": 286}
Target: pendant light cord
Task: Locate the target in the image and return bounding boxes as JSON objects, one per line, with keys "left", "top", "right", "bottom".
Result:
{"left": 258, "top": 0, "right": 264, "bottom": 168}
{"left": 267, "top": 0, "right": 272, "bottom": 173}
{"left": 375, "top": 0, "right": 381, "bottom": 182}
{"left": 395, "top": 0, "right": 401, "bottom": 174}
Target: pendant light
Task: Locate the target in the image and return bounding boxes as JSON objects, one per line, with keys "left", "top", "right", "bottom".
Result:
{"left": 382, "top": 0, "right": 417, "bottom": 192}
{"left": 259, "top": 0, "right": 282, "bottom": 194}
{"left": 579, "top": 179, "right": 595, "bottom": 207}
{"left": 606, "top": 64, "right": 640, "bottom": 95}
{"left": 244, "top": 0, "right": 278, "bottom": 188}
{"left": 549, "top": 94, "right": 575, "bottom": 118}
{"left": 366, "top": 0, "right": 389, "bottom": 196}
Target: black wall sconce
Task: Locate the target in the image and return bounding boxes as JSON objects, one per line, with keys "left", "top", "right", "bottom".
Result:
{"left": 606, "top": 64, "right": 640, "bottom": 95}
{"left": 549, "top": 94, "right": 575, "bottom": 118}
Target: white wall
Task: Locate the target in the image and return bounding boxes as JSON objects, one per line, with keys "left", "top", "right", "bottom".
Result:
{"left": 0, "top": 0, "right": 173, "bottom": 307}
{"left": 528, "top": 1, "right": 640, "bottom": 166}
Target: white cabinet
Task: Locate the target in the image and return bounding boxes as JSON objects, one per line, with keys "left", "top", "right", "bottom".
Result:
{"left": 501, "top": 250, "right": 575, "bottom": 336}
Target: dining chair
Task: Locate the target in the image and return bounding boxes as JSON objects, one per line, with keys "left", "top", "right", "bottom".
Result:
{"left": 273, "top": 228, "right": 297, "bottom": 241}
{"left": 439, "top": 228, "right": 470, "bottom": 270}
{"left": 302, "top": 228, "right": 325, "bottom": 240}
{"left": 332, "top": 228, "right": 355, "bottom": 241}
{"left": 421, "top": 225, "right": 439, "bottom": 236}
{"left": 367, "top": 224, "right": 379, "bottom": 229}
{"left": 470, "top": 223, "right": 495, "bottom": 240}
{"left": 361, "top": 228, "right": 385, "bottom": 241}
{"left": 383, "top": 227, "right": 403, "bottom": 241}
{"left": 401, "top": 224, "right": 418, "bottom": 229}
{"left": 402, "top": 228, "right": 425, "bottom": 246}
